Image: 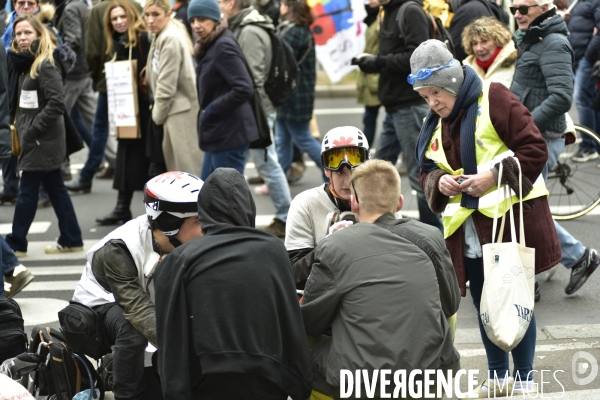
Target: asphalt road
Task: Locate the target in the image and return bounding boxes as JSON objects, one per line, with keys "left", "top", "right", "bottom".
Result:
{"left": 2, "top": 96, "right": 600, "bottom": 399}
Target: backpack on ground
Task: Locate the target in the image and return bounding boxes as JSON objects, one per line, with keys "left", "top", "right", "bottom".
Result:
{"left": 0, "top": 298, "right": 28, "bottom": 364}
{"left": 1, "top": 326, "right": 105, "bottom": 400}
{"left": 397, "top": 0, "right": 456, "bottom": 56}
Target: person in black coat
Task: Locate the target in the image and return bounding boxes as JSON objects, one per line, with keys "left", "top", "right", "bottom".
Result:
{"left": 188, "top": 0, "right": 258, "bottom": 180}
{"left": 96, "top": 0, "right": 151, "bottom": 225}
{"left": 448, "top": 0, "right": 496, "bottom": 62}
{"left": 155, "top": 168, "right": 312, "bottom": 399}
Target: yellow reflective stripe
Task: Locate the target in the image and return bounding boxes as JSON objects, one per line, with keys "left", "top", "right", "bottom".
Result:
{"left": 476, "top": 150, "right": 514, "bottom": 174}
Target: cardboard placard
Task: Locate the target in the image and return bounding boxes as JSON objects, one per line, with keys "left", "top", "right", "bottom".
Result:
{"left": 105, "top": 58, "right": 140, "bottom": 139}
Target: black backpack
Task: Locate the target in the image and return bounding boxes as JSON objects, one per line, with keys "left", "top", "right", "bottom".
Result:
{"left": 58, "top": 301, "right": 112, "bottom": 360}
{"left": 397, "top": 1, "right": 456, "bottom": 57}
{"left": 264, "top": 28, "right": 302, "bottom": 107}
{"left": 0, "top": 298, "right": 27, "bottom": 364}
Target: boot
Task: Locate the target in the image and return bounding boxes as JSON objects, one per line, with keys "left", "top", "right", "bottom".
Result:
{"left": 96, "top": 191, "right": 133, "bottom": 225}
{"left": 65, "top": 176, "right": 92, "bottom": 193}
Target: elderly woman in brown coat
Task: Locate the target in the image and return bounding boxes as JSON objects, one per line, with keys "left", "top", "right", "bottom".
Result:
{"left": 413, "top": 40, "right": 560, "bottom": 397}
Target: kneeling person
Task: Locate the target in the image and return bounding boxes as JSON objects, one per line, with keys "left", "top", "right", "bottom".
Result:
{"left": 72, "top": 171, "right": 204, "bottom": 399}
{"left": 301, "top": 160, "right": 461, "bottom": 398}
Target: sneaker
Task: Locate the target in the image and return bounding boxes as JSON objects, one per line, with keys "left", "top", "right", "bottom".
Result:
{"left": 261, "top": 218, "right": 286, "bottom": 238}
{"left": 95, "top": 163, "right": 115, "bottom": 180}
{"left": 4, "top": 265, "right": 35, "bottom": 298}
{"left": 572, "top": 149, "right": 599, "bottom": 163}
{"left": 253, "top": 184, "right": 269, "bottom": 196}
{"left": 247, "top": 176, "right": 265, "bottom": 185}
{"left": 565, "top": 248, "right": 600, "bottom": 295}
{"left": 44, "top": 244, "right": 84, "bottom": 254}
{"left": 534, "top": 281, "right": 540, "bottom": 302}
{"left": 460, "top": 378, "right": 514, "bottom": 398}
{"left": 287, "top": 161, "right": 306, "bottom": 184}
{"left": 0, "top": 193, "right": 18, "bottom": 205}
{"left": 13, "top": 250, "right": 26, "bottom": 258}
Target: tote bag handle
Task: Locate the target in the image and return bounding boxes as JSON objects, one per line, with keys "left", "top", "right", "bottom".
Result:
{"left": 491, "top": 158, "right": 525, "bottom": 246}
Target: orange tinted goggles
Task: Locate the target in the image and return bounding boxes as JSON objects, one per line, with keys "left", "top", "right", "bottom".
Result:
{"left": 322, "top": 147, "right": 367, "bottom": 171}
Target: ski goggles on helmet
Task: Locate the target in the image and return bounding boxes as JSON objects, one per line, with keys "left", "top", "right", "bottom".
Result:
{"left": 322, "top": 147, "right": 368, "bottom": 171}
{"left": 407, "top": 59, "right": 455, "bottom": 85}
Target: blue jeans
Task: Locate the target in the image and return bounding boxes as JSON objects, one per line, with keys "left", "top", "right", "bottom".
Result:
{"left": 248, "top": 113, "right": 291, "bottom": 222}
{"left": 80, "top": 92, "right": 108, "bottom": 182}
{"left": 542, "top": 137, "right": 586, "bottom": 268}
{"left": 71, "top": 106, "right": 93, "bottom": 147}
{"left": 385, "top": 105, "right": 442, "bottom": 231}
{"left": 466, "top": 257, "right": 536, "bottom": 381}
{"left": 574, "top": 57, "right": 600, "bottom": 153}
{"left": 275, "top": 119, "right": 323, "bottom": 176}
{"left": 1, "top": 155, "right": 19, "bottom": 197}
{"left": 374, "top": 112, "right": 401, "bottom": 162}
{"left": 362, "top": 105, "right": 380, "bottom": 146}
{"left": 6, "top": 169, "right": 83, "bottom": 252}
{"left": 0, "top": 236, "right": 19, "bottom": 297}
{"left": 201, "top": 143, "right": 249, "bottom": 180}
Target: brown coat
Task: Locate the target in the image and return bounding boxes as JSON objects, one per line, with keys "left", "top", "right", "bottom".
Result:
{"left": 419, "top": 83, "right": 562, "bottom": 296}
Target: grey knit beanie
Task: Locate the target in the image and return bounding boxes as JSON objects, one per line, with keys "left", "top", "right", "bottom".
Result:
{"left": 409, "top": 39, "right": 464, "bottom": 95}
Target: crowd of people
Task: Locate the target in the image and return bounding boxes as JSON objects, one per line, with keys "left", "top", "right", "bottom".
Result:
{"left": 1, "top": 0, "right": 600, "bottom": 398}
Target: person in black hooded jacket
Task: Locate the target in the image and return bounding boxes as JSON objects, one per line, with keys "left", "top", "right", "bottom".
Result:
{"left": 154, "top": 168, "right": 312, "bottom": 400}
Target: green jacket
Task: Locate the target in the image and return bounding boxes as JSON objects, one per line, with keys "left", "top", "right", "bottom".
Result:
{"left": 85, "top": 0, "right": 143, "bottom": 93}
{"left": 356, "top": 19, "right": 381, "bottom": 106}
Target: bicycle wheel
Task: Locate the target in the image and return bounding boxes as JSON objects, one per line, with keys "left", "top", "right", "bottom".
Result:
{"left": 547, "top": 124, "right": 600, "bottom": 220}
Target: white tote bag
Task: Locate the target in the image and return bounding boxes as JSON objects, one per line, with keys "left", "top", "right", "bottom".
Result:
{"left": 480, "top": 158, "right": 535, "bottom": 353}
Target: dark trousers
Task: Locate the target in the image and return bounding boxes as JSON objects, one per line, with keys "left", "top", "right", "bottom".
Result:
{"left": 6, "top": 169, "right": 82, "bottom": 252}
{"left": 1, "top": 155, "right": 19, "bottom": 197}
{"left": 192, "top": 373, "right": 287, "bottom": 400}
{"left": 95, "top": 303, "right": 148, "bottom": 400}
{"left": 80, "top": 92, "right": 108, "bottom": 182}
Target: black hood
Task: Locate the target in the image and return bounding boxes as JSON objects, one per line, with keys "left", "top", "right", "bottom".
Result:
{"left": 198, "top": 168, "right": 256, "bottom": 233}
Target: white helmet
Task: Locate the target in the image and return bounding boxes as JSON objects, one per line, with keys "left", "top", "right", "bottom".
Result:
{"left": 144, "top": 171, "right": 203, "bottom": 236}
{"left": 321, "top": 126, "right": 370, "bottom": 171}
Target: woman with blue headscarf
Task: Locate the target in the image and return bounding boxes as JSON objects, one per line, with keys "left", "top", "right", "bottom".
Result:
{"left": 412, "top": 39, "right": 560, "bottom": 398}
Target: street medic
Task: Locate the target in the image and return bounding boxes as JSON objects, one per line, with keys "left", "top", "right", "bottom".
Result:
{"left": 285, "top": 126, "right": 370, "bottom": 289}
{"left": 71, "top": 171, "right": 204, "bottom": 400}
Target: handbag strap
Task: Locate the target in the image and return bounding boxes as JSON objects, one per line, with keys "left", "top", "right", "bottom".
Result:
{"left": 491, "top": 158, "right": 525, "bottom": 246}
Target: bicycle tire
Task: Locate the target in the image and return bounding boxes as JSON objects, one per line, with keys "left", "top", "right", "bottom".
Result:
{"left": 548, "top": 124, "right": 600, "bottom": 220}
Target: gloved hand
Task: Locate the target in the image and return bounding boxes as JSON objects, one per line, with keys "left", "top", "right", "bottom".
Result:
{"left": 355, "top": 55, "right": 381, "bottom": 74}
{"left": 328, "top": 220, "right": 354, "bottom": 235}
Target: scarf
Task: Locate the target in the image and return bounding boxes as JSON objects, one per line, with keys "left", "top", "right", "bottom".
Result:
{"left": 194, "top": 19, "right": 228, "bottom": 60}
{"left": 475, "top": 46, "right": 502, "bottom": 72}
{"left": 415, "top": 65, "right": 483, "bottom": 209}
{"left": 7, "top": 41, "right": 38, "bottom": 116}
{"left": 514, "top": 29, "right": 527, "bottom": 48}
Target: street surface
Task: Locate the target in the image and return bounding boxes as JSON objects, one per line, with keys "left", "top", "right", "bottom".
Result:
{"left": 1, "top": 97, "right": 599, "bottom": 399}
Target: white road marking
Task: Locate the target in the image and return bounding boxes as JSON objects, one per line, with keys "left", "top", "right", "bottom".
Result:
{"left": 0, "top": 221, "right": 51, "bottom": 235}
{"left": 314, "top": 108, "right": 364, "bottom": 115}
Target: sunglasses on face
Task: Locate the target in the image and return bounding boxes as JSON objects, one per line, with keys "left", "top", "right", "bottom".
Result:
{"left": 351, "top": 181, "right": 359, "bottom": 204}
{"left": 509, "top": 4, "right": 539, "bottom": 15}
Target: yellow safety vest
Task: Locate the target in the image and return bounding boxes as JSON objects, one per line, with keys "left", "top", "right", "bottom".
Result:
{"left": 424, "top": 83, "right": 548, "bottom": 239}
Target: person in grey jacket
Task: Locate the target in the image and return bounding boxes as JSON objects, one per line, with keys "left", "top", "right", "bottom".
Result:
{"left": 301, "top": 159, "right": 460, "bottom": 398}
{"left": 219, "top": 0, "right": 292, "bottom": 238}
{"left": 5, "top": 15, "right": 84, "bottom": 257}
{"left": 510, "top": 0, "right": 600, "bottom": 298}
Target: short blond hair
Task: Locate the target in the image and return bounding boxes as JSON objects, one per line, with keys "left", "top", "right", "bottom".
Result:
{"left": 348, "top": 159, "right": 401, "bottom": 215}
{"left": 461, "top": 17, "right": 512, "bottom": 57}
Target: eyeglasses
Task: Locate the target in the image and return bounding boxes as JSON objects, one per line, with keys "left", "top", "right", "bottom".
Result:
{"left": 509, "top": 4, "right": 539, "bottom": 15}
{"left": 322, "top": 147, "right": 368, "bottom": 171}
{"left": 351, "top": 181, "right": 359, "bottom": 204}
{"left": 407, "top": 59, "right": 455, "bottom": 85}
{"left": 15, "top": 1, "right": 36, "bottom": 7}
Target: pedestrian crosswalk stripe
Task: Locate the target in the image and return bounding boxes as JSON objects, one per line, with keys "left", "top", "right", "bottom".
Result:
{"left": 23, "top": 280, "right": 79, "bottom": 292}
{"left": 28, "top": 266, "right": 84, "bottom": 275}
{"left": 0, "top": 221, "right": 51, "bottom": 235}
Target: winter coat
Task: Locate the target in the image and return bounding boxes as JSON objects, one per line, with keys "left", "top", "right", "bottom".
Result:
{"left": 57, "top": 0, "right": 89, "bottom": 80}
{"left": 567, "top": 0, "right": 600, "bottom": 68}
{"left": 14, "top": 58, "right": 66, "bottom": 171}
{"left": 155, "top": 168, "right": 313, "bottom": 400}
{"left": 301, "top": 214, "right": 461, "bottom": 391}
{"left": 147, "top": 20, "right": 203, "bottom": 174}
{"left": 228, "top": 7, "right": 275, "bottom": 116}
{"left": 419, "top": 83, "right": 561, "bottom": 296}
{"left": 356, "top": 17, "right": 381, "bottom": 107}
{"left": 374, "top": 0, "right": 430, "bottom": 111}
{"left": 510, "top": 9, "right": 573, "bottom": 137}
{"left": 85, "top": 0, "right": 142, "bottom": 92}
{"left": 462, "top": 40, "right": 517, "bottom": 88}
{"left": 277, "top": 22, "right": 316, "bottom": 122}
{"left": 0, "top": 45, "right": 9, "bottom": 159}
{"left": 196, "top": 29, "right": 258, "bottom": 152}
{"left": 449, "top": 0, "right": 494, "bottom": 62}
